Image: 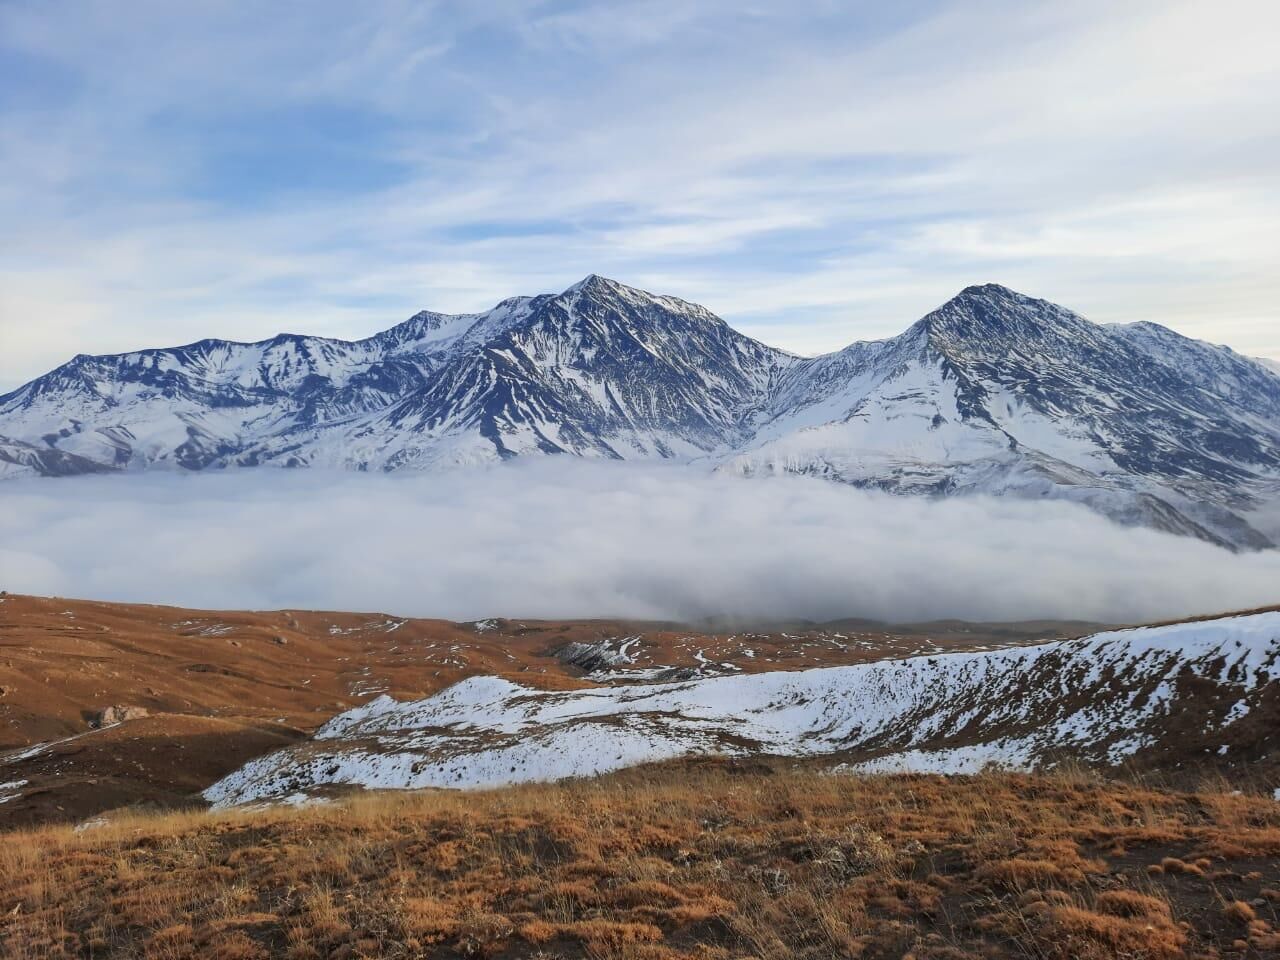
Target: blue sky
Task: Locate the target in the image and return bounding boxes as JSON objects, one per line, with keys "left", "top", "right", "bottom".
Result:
{"left": 1, "top": 0, "right": 1278, "bottom": 389}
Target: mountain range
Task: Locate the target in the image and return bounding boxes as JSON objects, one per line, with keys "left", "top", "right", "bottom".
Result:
{"left": 3, "top": 275, "right": 1279, "bottom": 549}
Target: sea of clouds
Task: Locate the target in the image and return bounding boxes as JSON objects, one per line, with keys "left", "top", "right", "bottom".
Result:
{"left": 2, "top": 461, "right": 1277, "bottom": 625}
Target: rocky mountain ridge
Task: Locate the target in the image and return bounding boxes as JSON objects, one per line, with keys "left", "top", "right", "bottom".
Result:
{"left": 3, "top": 276, "right": 1279, "bottom": 548}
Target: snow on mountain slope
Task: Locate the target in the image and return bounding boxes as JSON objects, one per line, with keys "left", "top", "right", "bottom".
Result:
{"left": 0, "top": 435, "right": 114, "bottom": 479}
{"left": 3, "top": 277, "right": 1278, "bottom": 547}
{"left": 0, "top": 276, "right": 793, "bottom": 472}
{"left": 1109, "top": 322, "right": 1280, "bottom": 423}
{"left": 237, "top": 275, "right": 796, "bottom": 470}
{"left": 203, "top": 609, "right": 1280, "bottom": 807}
{"left": 725, "top": 285, "right": 1280, "bottom": 549}
{"left": 0, "top": 298, "right": 540, "bottom": 471}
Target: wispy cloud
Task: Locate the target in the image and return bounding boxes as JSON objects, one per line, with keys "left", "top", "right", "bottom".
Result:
{"left": 1, "top": 0, "right": 1277, "bottom": 390}
{"left": 2, "top": 464, "right": 1278, "bottom": 623}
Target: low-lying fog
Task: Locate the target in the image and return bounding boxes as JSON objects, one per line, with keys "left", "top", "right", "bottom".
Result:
{"left": 2, "top": 461, "right": 1276, "bottom": 624}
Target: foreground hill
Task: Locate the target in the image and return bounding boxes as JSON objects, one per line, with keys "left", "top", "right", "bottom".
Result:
{"left": 4, "top": 278, "right": 1280, "bottom": 547}
{"left": 4, "top": 764, "right": 1280, "bottom": 959}
{"left": 205, "top": 611, "right": 1280, "bottom": 809}
{"left": 0, "top": 593, "right": 1084, "bottom": 829}
{"left": 3, "top": 597, "right": 1279, "bottom": 957}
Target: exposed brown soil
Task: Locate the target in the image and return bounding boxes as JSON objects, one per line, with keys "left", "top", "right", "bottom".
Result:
{"left": 3, "top": 762, "right": 1279, "bottom": 959}
{"left": 0, "top": 593, "right": 1099, "bottom": 830}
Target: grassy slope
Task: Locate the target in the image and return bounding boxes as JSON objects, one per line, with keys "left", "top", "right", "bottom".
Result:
{"left": 0, "top": 593, "right": 1092, "bottom": 829}
{"left": 3, "top": 762, "right": 1279, "bottom": 959}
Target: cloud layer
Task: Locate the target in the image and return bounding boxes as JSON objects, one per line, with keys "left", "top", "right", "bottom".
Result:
{"left": 2, "top": 463, "right": 1277, "bottom": 625}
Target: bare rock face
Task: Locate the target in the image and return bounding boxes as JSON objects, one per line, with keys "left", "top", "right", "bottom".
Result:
{"left": 93, "top": 704, "right": 149, "bottom": 728}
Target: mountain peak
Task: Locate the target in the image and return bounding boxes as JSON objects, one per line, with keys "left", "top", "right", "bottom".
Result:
{"left": 563, "top": 273, "right": 625, "bottom": 296}
{"left": 556, "top": 274, "right": 671, "bottom": 316}
{"left": 951, "top": 282, "right": 1032, "bottom": 305}
{"left": 918, "top": 283, "right": 1089, "bottom": 347}
{"left": 959, "top": 282, "right": 1019, "bottom": 295}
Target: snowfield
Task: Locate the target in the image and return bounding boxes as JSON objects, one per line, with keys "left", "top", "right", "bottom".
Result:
{"left": 205, "top": 610, "right": 1280, "bottom": 808}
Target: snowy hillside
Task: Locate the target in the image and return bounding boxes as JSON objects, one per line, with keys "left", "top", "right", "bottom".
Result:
{"left": 205, "top": 610, "right": 1280, "bottom": 807}
{"left": 3, "top": 277, "right": 1279, "bottom": 547}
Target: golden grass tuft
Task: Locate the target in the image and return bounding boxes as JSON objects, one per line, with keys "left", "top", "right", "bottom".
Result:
{"left": 1222, "top": 899, "right": 1256, "bottom": 924}
{"left": 1040, "top": 904, "right": 1186, "bottom": 959}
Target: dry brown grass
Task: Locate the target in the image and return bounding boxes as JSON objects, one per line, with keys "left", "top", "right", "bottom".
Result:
{"left": 2, "top": 762, "right": 1279, "bottom": 959}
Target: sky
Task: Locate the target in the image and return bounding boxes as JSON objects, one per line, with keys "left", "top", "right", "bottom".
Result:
{"left": 1, "top": 0, "right": 1278, "bottom": 391}
{"left": 5, "top": 463, "right": 1280, "bottom": 623}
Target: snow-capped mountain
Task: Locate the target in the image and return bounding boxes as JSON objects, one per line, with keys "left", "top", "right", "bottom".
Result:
{"left": 0, "top": 276, "right": 793, "bottom": 474}
{"left": 203, "top": 610, "right": 1280, "bottom": 807}
{"left": 3, "top": 277, "right": 1279, "bottom": 548}
{"left": 728, "top": 284, "right": 1280, "bottom": 549}
{"left": 251, "top": 275, "right": 794, "bottom": 469}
